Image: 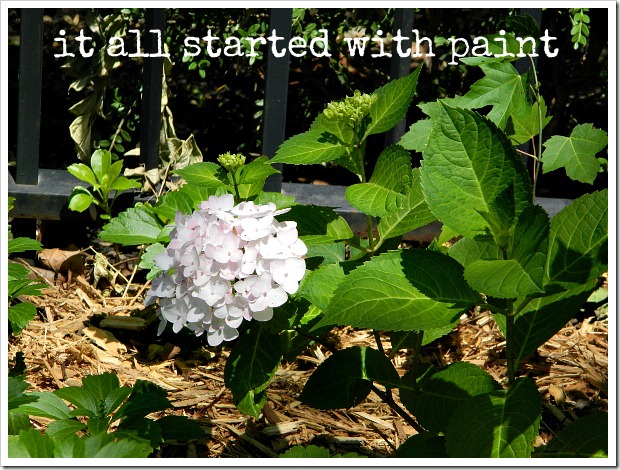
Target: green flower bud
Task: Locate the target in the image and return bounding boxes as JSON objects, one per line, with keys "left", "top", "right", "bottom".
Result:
{"left": 322, "top": 90, "right": 377, "bottom": 128}
{"left": 218, "top": 152, "right": 246, "bottom": 173}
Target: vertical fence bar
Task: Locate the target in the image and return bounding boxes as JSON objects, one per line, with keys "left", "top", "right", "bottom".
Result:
{"left": 16, "top": 8, "right": 44, "bottom": 185}
{"left": 140, "top": 9, "right": 166, "bottom": 170}
{"left": 384, "top": 8, "right": 414, "bottom": 147}
{"left": 262, "top": 8, "right": 292, "bottom": 193}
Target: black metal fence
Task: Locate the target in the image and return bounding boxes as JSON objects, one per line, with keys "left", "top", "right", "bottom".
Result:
{"left": 9, "top": 8, "right": 569, "bottom": 238}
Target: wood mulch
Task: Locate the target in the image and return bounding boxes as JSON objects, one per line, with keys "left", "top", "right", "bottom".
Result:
{"left": 8, "top": 253, "right": 608, "bottom": 458}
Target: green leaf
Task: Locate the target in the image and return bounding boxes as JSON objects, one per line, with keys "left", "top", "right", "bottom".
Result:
{"left": 237, "top": 156, "right": 280, "bottom": 199}
{"left": 505, "top": 14, "right": 541, "bottom": 39}
{"left": 8, "top": 377, "right": 35, "bottom": 410}
{"left": 8, "top": 262, "right": 30, "bottom": 281}
{"left": 364, "top": 66, "right": 422, "bottom": 137}
{"left": 90, "top": 149, "right": 112, "bottom": 182}
{"left": 253, "top": 191, "right": 297, "bottom": 210}
{"left": 398, "top": 362, "right": 436, "bottom": 415}
{"left": 390, "top": 321, "right": 457, "bottom": 351}
{"left": 399, "top": 119, "right": 433, "bottom": 153}
{"left": 420, "top": 103, "right": 532, "bottom": 238}
{"left": 154, "top": 190, "right": 195, "bottom": 222}
{"left": 67, "top": 163, "right": 97, "bottom": 187}
{"left": 415, "top": 362, "right": 501, "bottom": 432}
{"left": 280, "top": 205, "right": 353, "bottom": 246}
{"left": 45, "top": 418, "right": 88, "bottom": 439}
{"left": 8, "top": 237, "right": 43, "bottom": 254}
{"left": 174, "top": 162, "right": 229, "bottom": 189}
{"left": 8, "top": 279, "right": 46, "bottom": 298}
{"left": 310, "top": 111, "right": 354, "bottom": 146}
{"left": 298, "top": 262, "right": 345, "bottom": 312}
{"left": 464, "top": 205, "right": 549, "bottom": 298}
{"left": 345, "top": 145, "right": 411, "bottom": 217}
{"left": 459, "top": 62, "right": 529, "bottom": 128}
{"left": 157, "top": 415, "right": 205, "bottom": 441}
{"left": 396, "top": 434, "right": 448, "bottom": 458}
{"left": 99, "top": 204, "right": 167, "bottom": 246}
{"left": 113, "top": 390, "right": 171, "bottom": 426}
{"left": 510, "top": 281, "right": 598, "bottom": 366}
{"left": 320, "top": 250, "right": 479, "bottom": 332}
{"left": 536, "top": 412, "right": 607, "bottom": 458}
{"left": 545, "top": 190, "right": 607, "bottom": 290}
{"left": 68, "top": 187, "right": 95, "bottom": 213}
{"left": 16, "top": 391, "right": 72, "bottom": 421}
{"left": 299, "top": 346, "right": 400, "bottom": 409}
{"left": 280, "top": 444, "right": 331, "bottom": 458}
{"left": 270, "top": 129, "right": 346, "bottom": 165}
{"left": 55, "top": 386, "right": 98, "bottom": 417}
{"left": 224, "top": 323, "right": 283, "bottom": 417}
{"left": 8, "top": 412, "right": 31, "bottom": 435}
{"left": 377, "top": 170, "right": 436, "bottom": 240}
{"left": 54, "top": 433, "right": 152, "bottom": 458}
{"left": 542, "top": 123, "right": 608, "bottom": 184}
{"left": 137, "top": 242, "right": 166, "bottom": 280}
{"left": 449, "top": 237, "right": 502, "bottom": 267}
{"left": 345, "top": 183, "right": 404, "bottom": 218}
{"left": 445, "top": 377, "right": 541, "bottom": 457}
{"left": 460, "top": 32, "right": 534, "bottom": 66}
{"left": 235, "top": 389, "right": 268, "bottom": 418}
{"left": 108, "top": 176, "right": 141, "bottom": 192}
{"left": 505, "top": 96, "right": 552, "bottom": 145}
{"left": 8, "top": 428, "right": 55, "bottom": 458}
{"left": 8, "top": 303, "right": 37, "bottom": 334}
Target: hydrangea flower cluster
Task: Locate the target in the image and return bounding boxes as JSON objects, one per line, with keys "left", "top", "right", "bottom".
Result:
{"left": 145, "top": 194, "right": 307, "bottom": 346}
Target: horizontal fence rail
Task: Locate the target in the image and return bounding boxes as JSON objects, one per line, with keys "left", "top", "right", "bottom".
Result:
{"left": 8, "top": 8, "right": 552, "bottom": 239}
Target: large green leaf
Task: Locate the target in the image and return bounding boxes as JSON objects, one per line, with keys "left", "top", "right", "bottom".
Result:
{"left": 270, "top": 129, "right": 346, "bottom": 165}
{"left": 378, "top": 169, "right": 436, "bottom": 240}
{"left": 8, "top": 428, "right": 55, "bottom": 458}
{"left": 16, "top": 391, "right": 72, "bottom": 421}
{"left": 449, "top": 237, "right": 502, "bottom": 267}
{"left": 464, "top": 205, "right": 549, "bottom": 298}
{"left": 459, "top": 62, "right": 529, "bottom": 129}
{"left": 319, "top": 250, "right": 479, "bottom": 332}
{"left": 545, "top": 190, "right": 607, "bottom": 290}
{"left": 45, "top": 419, "right": 88, "bottom": 440}
{"left": 224, "top": 323, "right": 283, "bottom": 418}
{"left": 415, "top": 362, "right": 501, "bottom": 433}
{"left": 299, "top": 346, "right": 400, "bottom": 409}
{"left": 345, "top": 145, "right": 412, "bottom": 218}
{"left": 99, "top": 204, "right": 167, "bottom": 246}
{"left": 421, "top": 104, "right": 532, "bottom": 238}
{"left": 298, "top": 263, "right": 345, "bottom": 312}
{"left": 536, "top": 412, "right": 608, "bottom": 458}
{"left": 398, "top": 119, "right": 433, "bottom": 153}
{"left": 510, "top": 280, "right": 598, "bottom": 366}
{"left": 542, "top": 124, "right": 608, "bottom": 184}
{"left": 53, "top": 433, "right": 153, "bottom": 458}
{"left": 395, "top": 434, "right": 448, "bottom": 458}
{"left": 236, "top": 156, "right": 280, "bottom": 199}
{"left": 55, "top": 386, "right": 99, "bottom": 417}
{"left": 173, "top": 162, "right": 229, "bottom": 189}
{"left": 280, "top": 205, "right": 353, "bottom": 246}
{"left": 364, "top": 66, "right": 422, "bottom": 137}
{"left": 445, "top": 377, "right": 541, "bottom": 457}
{"left": 310, "top": 112, "right": 354, "bottom": 146}
{"left": 8, "top": 412, "right": 31, "bottom": 435}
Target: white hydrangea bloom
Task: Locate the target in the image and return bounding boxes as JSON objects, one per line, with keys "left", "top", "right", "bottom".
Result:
{"left": 145, "top": 195, "right": 307, "bottom": 346}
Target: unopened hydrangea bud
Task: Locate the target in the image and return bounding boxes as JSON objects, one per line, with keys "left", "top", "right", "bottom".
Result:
{"left": 145, "top": 194, "right": 307, "bottom": 347}
{"left": 217, "top": 152, "right": 246, "bottom": 173}
{"left": 322, "top": 90, "right": 377, "bottom": 127}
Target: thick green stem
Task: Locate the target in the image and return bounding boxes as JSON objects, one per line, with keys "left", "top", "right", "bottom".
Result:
{"left": 230, "top": 171, "right": 241, "bottom": 202}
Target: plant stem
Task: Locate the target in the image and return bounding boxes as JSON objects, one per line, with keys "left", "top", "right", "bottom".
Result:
{"left": 374, "top": 330, "right": 386, "bottom": 355}
{"left": 528, "top": 55, "right": 544, "bottom": 204}
{"left": 370, "top": 384, "right": 426, "bottom": 434}
{"left": 230, "top": 170, "right": 241, "bottom": 202}
{"left": 505, "top": 300, "right": 516, "bottom": 385}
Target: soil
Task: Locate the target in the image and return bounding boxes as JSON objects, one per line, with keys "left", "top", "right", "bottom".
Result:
{"left": 8, "top": 243, "right": 608, "bottom": 459}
